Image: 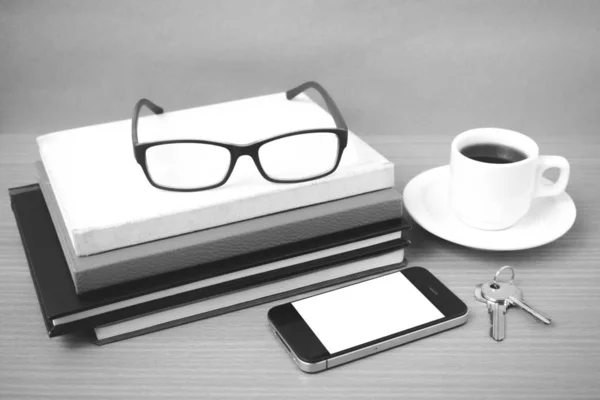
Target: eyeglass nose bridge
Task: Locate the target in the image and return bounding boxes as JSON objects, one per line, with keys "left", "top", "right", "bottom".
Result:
{"left": 230, "top": 142, "right": 262, "bottom": 161}
{"left": 228, "top": 142, "right": 265, "bottom": 174}
{"left": 235, "top": 142, "right": 261, "bottom": 157}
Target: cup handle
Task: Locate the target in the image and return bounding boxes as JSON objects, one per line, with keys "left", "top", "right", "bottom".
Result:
{"left": 534, "top": 155, "right": 570, "bottom": 198}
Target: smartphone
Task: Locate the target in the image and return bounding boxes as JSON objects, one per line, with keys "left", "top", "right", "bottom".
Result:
{"left": 267, "top": 266, "right": 468, "bottom": 373}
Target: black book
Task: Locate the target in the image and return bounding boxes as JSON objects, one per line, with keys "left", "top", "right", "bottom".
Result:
{"left": 95, "top": 254, "right": 408, "bottom": 345}
{"left": 9, "top": 184, "right": 410, "bottom": 338}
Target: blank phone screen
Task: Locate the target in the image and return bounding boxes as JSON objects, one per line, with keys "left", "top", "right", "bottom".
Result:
{"left": 292, "top": 272, "right": 444, "bottom": 354}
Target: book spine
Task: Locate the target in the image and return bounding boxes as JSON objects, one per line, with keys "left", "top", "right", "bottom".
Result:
{"left": 8, "top": 186, "right": 54, "bottom": 336}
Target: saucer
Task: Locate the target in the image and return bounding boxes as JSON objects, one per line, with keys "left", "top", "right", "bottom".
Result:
{"left": 403, "top": 166, "right": 576, "bottom": 251}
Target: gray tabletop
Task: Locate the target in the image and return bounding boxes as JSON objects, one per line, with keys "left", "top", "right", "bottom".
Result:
{"left": 1, "top": 1, "right": 599, "bottom": 399}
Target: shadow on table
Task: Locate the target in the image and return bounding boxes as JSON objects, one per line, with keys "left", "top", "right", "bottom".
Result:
{"left": 56, "top": 329, "right": 97, "bottom": 350}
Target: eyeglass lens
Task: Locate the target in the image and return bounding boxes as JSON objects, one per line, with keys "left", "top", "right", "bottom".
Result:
{"left": 258, "top": 132, "right": 339, "bottom": 181}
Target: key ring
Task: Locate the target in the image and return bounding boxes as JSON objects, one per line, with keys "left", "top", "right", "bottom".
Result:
{"left": 494, "top": 265, "right": 515, "bottom": 284}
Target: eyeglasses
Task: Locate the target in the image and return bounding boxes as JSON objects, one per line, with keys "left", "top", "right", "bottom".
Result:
{"left": 131, "top": 81, "right": 349, "bottom": 192}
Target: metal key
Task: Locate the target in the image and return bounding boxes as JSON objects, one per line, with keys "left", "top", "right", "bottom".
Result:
{"left": 475, "top": 280, "right": 512, "bottom": 341}
{"left": 505, "top": 286, "right": 551, "bottom": 325}
{"left": 487, "top": 300, "right": 509, "bottom": 341}
{"left": 488, "top": 266, "right": 552, "bottom": 324}
{"left": 475, "top": 266, "right": 551, "bottom": 341}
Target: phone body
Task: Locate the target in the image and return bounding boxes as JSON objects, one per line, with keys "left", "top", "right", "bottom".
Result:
{"left": 268, "top": 266, "right": 468, "bottom": 373}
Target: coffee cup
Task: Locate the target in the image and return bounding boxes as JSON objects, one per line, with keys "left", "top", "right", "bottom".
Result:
{"left": 450, "top": 128, "right": 570, "bottom": 230}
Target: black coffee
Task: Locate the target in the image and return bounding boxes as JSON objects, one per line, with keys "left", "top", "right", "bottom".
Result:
{"left": 460, "top": 143, "right": 527, "bottom": 164}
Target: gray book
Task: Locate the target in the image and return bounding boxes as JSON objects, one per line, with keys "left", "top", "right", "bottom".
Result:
{"left": 36, "top": 162, "right": 403, "bottom": 294}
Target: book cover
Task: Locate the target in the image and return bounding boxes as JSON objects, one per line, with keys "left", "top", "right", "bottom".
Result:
{"left": 9, "top": 184, "right": 410, "bottom": 337}
{"left": 37, "top": 161, "right": 403, "bottom": 293}
{"left": 95, "top": 252, "right": 408, "bottom": 345}
{"left": 37, "top": 92, "right": 395, "bottom": 256}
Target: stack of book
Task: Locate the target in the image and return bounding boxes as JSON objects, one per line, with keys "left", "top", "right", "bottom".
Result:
{"left": 9, "top": 90, "right": 410, "bottom": 344}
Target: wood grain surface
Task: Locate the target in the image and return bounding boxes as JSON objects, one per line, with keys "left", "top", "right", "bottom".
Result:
{"left": 1, "top": 1, "right": 600, "bottom": 399}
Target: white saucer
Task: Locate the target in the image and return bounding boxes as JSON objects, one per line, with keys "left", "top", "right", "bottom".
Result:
{"left": 403, "top": 166, "right": 576, "bottom": 251}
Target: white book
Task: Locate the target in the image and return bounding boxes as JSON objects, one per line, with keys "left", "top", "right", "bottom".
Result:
{"left": 38, "top": 92, "right": 394, "bottom": 256}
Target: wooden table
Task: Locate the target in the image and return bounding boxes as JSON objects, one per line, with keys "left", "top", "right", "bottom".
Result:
{"left": 1, "top": 1, "right": 599, "bottom": 399}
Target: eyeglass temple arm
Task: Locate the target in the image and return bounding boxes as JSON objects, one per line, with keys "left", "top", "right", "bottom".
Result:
{"left": 131, "top": 98, "right": 164, "bottom": 145}
{"left": 285, "top": 81, "right": 348, "bottom": 131}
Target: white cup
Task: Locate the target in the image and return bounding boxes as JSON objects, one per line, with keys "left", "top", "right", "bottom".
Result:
{"left": 450, "top": 128, "right": 570, "bottom": 230}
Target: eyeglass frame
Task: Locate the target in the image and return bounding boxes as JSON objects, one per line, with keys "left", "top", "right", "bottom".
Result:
{"left": 131, "top": 81, "right": 349, "bottom": 192}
